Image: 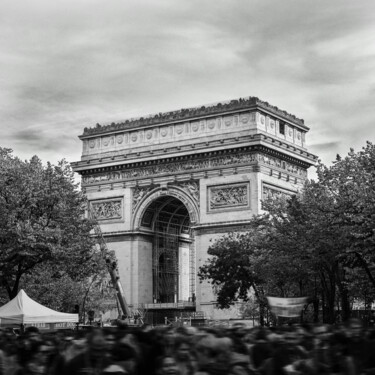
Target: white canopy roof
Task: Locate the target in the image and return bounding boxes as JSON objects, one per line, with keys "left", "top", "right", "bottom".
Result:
{"left": 0, "top": 289, "right": 78, "bottom": 325}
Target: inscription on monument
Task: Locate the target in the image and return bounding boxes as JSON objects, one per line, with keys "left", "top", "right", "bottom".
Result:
{"left": 208, "top": 183, "right": 249, "bottom": 211}
{"left": 91, "top": 199, "right": 123, "bottom": 220}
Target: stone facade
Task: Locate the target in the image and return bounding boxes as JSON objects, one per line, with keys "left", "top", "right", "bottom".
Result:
{"left": 72, "top": 96, "right": 317, "bottom": 320}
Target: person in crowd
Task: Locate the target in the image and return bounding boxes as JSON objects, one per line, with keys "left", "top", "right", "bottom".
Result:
{"left": 194, "top": 333, "right": 233, "bottom": 375}
{"left": 156, "top": 355, "right": 181, "bottom": 375}
{"left": 107, "top": 333, "right": 140, "bottom": 375}
{"left": 249, "top": 328, "right": 272, "bottom": 373}
{"left": 15, "top": 341, "right": 52, "bottom": 375}
{"left": 63, "top": 329, "right": 110, "bottom": 375}
{"left": 4, "top": 318, "right": 375, "bottom": 375}
{"left": 346, "top": 318, "right": 367, "bottom": 375}
{"left": 173, "top": 335, "right": 196, "bottom": 375}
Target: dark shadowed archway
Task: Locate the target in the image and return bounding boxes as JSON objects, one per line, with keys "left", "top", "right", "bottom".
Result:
{"left": 141, "top": 196, "right": 195, "bottom": 304}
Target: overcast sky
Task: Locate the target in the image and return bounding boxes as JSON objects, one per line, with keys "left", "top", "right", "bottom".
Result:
{"left": 1, "top": 0, "right": 375, "bottom": 179}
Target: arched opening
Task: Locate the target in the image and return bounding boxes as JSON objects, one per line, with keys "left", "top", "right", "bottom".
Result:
{"left": 141, "top": 196, "right": 195, "bottom": 305}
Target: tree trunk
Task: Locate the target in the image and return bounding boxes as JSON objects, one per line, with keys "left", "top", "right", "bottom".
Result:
{"left": 320, "top": 270, "right": 336, "bottom": 324}
{"left": 340, "top": 288, "right": 351, "bottom": 322}
{"left": 8, "top": 274, "right": 21, "bottom": 299}
{"left": 336, "top": 267, "right": 351, "bottom": 322}
{"left": 327, "top": 274, "right": 336, "bottom": 324}
{"left": 355, "top": 252, "right": 375, "bottom": 289}
{"left": 313, "top": 275, "right": 320, "bottom": 323}
{"left": 1, "top": 278, "right": 12, "bottom": 300}
{"left": 81, "top": 276, "right": 97, "bottom": 323}
{"left": 313, "top": 297, "right": 319, "bottom": 323}
{"left": 252, "top": 284, "right": 265, "bottom": 326}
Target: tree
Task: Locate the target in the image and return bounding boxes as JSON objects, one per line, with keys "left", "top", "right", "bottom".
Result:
{"left": 20, "top": 251, "right": 117, "bottom": 319}
{"left": 316, "top": 143, "right": 375, "bottom": 290}
{"left": 198, "top": 223, "right": 309, "bottom": 325}
{"left": 0, "top": 148, "right": 97, "bottom": 299}
{"left": 199, "top": 142, "right": 375, "bottom": 324}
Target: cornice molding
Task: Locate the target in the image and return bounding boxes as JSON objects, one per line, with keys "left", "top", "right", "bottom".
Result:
{"left": 192, "top": 219, "right": 253, "bottom": 234}
{"left": 79, "top": 146, "right": 310, "bottom": 189}
{"left": 72, "top": 134, "right": 317, "bottom": 174}
{"left": 80, "top": 144, "right": 308, "bottom": 176}
{"left": 92, "top": 221, "right": 254, "bottom": 238}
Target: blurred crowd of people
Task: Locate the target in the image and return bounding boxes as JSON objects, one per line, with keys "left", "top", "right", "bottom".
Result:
{"left": 0, "top": 318, "right": 374, "bottom": 375}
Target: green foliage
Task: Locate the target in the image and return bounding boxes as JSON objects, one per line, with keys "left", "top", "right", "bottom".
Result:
{"left": 199, "top": 232, "right": 263, "bottom": 308}
{"left": 20, "top": 252, "right": 117, "bottom": 316}
{"left": 0, "top": 148, "right": 98, "bottom": 300}
{"left": 199, "top": 142, "right": 375, "bottom": 323}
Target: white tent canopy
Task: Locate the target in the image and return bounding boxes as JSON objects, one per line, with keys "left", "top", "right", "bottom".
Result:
{"left": 0, "top": 289, "right": 78, "bottom": 325}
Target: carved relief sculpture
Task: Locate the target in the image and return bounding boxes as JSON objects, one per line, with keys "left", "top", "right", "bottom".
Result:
{"left": 91, "top": 200, "right": 122, "bottom": 220}
{"left": 178, "top": 181, "right": 200, "bottom": 205}
{"left": 83, "top": 152, "right": 258, "bottom": 185}
{"left": 132, "top": 186, "right": 153, "bottom": 213}
{"left": 262, "top": 185, "right": 295, "bottom": 201}
{"left": 82, "top": 151, "right": 307, "bottom": 186}
{"left": 209, "top": 183, "right": 249, "bottom": 210}
{"left": 258, "top": 154, "right": 307, "bottom": 177}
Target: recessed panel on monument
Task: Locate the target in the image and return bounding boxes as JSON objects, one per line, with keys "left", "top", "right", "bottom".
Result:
{"left": 72, "top": 96, "right": 317, "bottom": 323}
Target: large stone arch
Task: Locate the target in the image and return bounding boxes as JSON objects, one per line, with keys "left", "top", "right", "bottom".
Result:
{"left": 74, "top": 96, "right": 316, "bottom": 323}
{"left": 132, "top": 185, "right": 200, "bottom": 231}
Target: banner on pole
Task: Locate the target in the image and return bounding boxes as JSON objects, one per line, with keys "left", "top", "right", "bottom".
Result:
{"left": 267, "top": 297, "right": 307, "bottom": 318}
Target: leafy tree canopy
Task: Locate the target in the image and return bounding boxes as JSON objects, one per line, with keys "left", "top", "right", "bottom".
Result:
{"left": 199, "top": 142, "right": 375, "bottom": 323}
{"left": 0, "top": 148, "right": 98, "bottom": 300}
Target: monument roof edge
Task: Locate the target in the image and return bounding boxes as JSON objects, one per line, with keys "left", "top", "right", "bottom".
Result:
{"left": 80, "top": 96, "right": 307, "bottom": 138}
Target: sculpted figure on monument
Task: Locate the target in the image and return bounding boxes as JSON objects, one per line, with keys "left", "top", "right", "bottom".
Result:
{"left": 81, "top": 151, "right": 305, "bottom": 187}
{"left": 132, "top": 186, "right": 152, "bottom": 212}
{"left": 91, "top": 200, "right": 122, "bottom": 220}
{"left": 210, "top": 185, "right": 248, "bottom": 209}
{"left": 179, "top": 181, "right": 199, "bottom": 204}
{"left": 263, "top": 186, "right": 293, "bottom": 201}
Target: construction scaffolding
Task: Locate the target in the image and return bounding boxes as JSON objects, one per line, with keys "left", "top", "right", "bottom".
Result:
{"left": 149, "top": 196, "right": 196, "bottom": 305}
{"left": 189, "top": 238, "right": 196, "bottom": 302}
{"left": 153, "top": 227, "right": 179, "bottom": 303}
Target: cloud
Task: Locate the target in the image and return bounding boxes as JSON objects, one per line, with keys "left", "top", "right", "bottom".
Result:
{"left": 0, "top": 0, "right": 374, "bottom": 171}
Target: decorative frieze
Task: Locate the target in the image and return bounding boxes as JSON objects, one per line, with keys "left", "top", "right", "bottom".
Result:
{"left": 258, "top": 154, "right": 307, "bottom": 177}
{"left": 82, "top": 152, "right": 257, "bottom": 185}
{"left": 82, "top": 113, "right": 256, "bottom": 155}
{"left": 82, "top": 151, "right": 307, "bottom": 186}
{"left": 208, "top": 183, "right": 249, "bottom": 211}
{"left": 90, "top": 199, "right": 123, "bottom": 220}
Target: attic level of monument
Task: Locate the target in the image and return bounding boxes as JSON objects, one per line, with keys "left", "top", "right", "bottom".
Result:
{"left": 73, "top": 133, "right": 316, "bottom": 177}
{"left": 80, "top": 96, "right": 308, "bottom": 138}
{"left": 72, "top": 97, "right": 316, "bottom": 179}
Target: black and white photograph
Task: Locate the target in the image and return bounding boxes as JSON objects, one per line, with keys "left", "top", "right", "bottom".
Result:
{"left": 0, "top": 1, "right": 375, "bottom": 374}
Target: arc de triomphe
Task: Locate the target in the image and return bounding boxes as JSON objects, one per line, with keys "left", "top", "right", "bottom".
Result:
{"left": 72, "top": 96, "right": 316, "bottom": 322}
